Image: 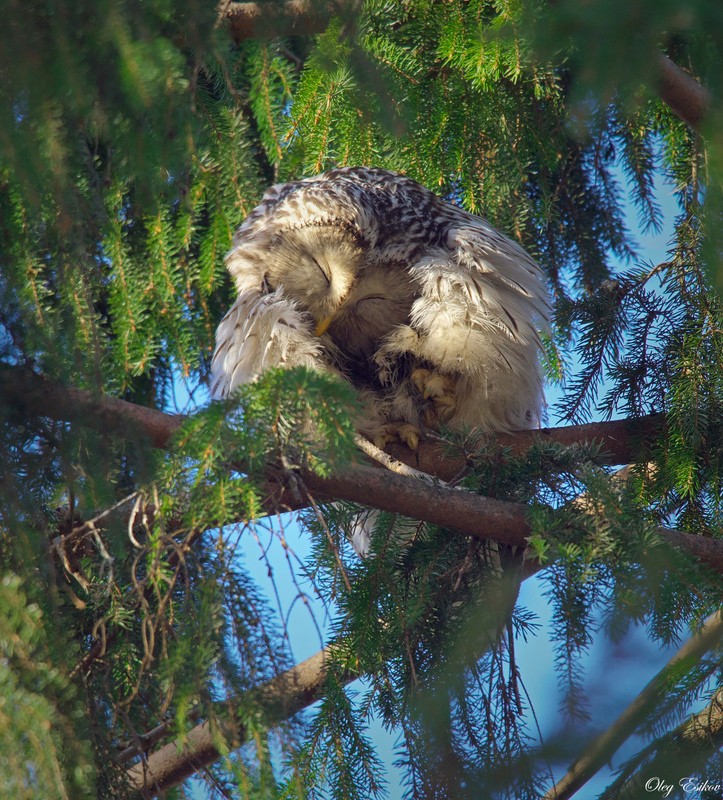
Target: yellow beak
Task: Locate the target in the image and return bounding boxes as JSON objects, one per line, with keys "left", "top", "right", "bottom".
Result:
{"left": 315, "top": 316, "right": 333, "bottom": 337}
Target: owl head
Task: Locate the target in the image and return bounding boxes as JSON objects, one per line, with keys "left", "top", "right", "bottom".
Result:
{"left": 260, "top": 223, "right": 365, "bottom": 335}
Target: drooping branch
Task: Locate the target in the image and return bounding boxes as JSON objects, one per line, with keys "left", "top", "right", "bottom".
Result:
{"left": 140, "top": 610, "right": 723, "bottom": 797}
{"left": 126, "top": 525, "right": 723, "bottom": 795}
{"left": 616, "top": 686, "right": 723, "bottom": 800}
{"left": 3, "top": 366, "right": 723, "bottom": 574}
{"left": 221, "top": 2, "right": 710, "bottom": 131}
{"left": 543, "top": 610, "right": 723, "bottom": 800}
{"left": 127, "top": 515, "right": 723, "bottom": 795}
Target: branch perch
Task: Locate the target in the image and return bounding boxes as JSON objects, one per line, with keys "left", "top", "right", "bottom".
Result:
{"left": 2, "top": 366, "right": 723, "bottom": 574}
{"left": 0, "top": 364, "right": 662, "bottom": 472}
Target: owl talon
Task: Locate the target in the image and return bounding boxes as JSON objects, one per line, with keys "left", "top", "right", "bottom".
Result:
{"left": 373, "top": 422, "right": 422, "bottom": 451}
{"left": 411, "top": 368, "right": 457, "bottom": 423}
{"left": 412, "top": 368, "right": 432, "bottom": 395}
{"left": 412, "top": 368, "right": 455, "bottom": 401}
{"left": 398, "top": 423, "right": 420, "bottom": 450}
{"left": 373, "top": 430, "right": 394, "bottom": 449}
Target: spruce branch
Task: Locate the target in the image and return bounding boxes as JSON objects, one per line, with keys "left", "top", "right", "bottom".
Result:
{"left": 542, "top": 610, "right": 723, "bottom": 800}
{"left": 0, "top": 364, "right": 662, "bottom": 471}
{"left": 221, "top": 3, "right": 710, "bottom": 131}
{"left": 2, "top": 366, "right": 723, "bottom": 573}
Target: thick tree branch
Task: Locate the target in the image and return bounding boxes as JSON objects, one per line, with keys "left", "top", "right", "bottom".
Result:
{"left": 543, "top": 610, "right": 723, "bottom": 800}
{"left": 127, "top": 648, "right": 354, "bottom": 794}
{"left": 385, "top": 413, "right": 665, "bottom": 481}
{"left": 222, "top": 3, "right": 710, "bottom": 131}
{"left": 0, "top": 366, "right": 183, "bottom": 449}
{"left": 224, "top": 0, "right": 341, "bottom": 40}
{"left": 0, "top": 364, "right": 662, "bottom": 471}
{"left": 657, "top": 53, "right": 710, "bottom": 132}
{"left": 3, "top": 366, "right": 723, "bottom": 574}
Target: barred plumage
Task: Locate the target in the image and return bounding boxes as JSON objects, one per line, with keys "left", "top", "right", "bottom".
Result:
{"left": 211, "top": 167, "right": 549, "bottom": 446}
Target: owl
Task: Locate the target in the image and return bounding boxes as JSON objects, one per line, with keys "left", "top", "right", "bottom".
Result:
{"left": 211, "top": 167, "right": 549, "bottom": 449}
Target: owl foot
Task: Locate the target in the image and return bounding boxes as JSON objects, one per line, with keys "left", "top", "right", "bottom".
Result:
{"left": 411, "top": 368, "right": 457, "bottom": 425}
{"left": 373, "top": 422, "right": 421, "bottom": 450}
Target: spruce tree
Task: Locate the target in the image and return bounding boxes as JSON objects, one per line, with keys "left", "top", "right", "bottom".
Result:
{"left": 0, "top": 1, "right": 722, "bottom": 797}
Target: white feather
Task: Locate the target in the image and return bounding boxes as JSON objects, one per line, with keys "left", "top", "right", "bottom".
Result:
{"left": 210, "top": 290, "right": 324, "bottom": 399}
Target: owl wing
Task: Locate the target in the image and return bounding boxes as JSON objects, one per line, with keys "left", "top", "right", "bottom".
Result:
{"left": 411, "top": 223, "right": 548, "bottom": 353}
{"left": 210, "top": 289, "right": 324, "bottom": 399}
{"left": 375, "top": 218, "right": 549, "bottom": 431}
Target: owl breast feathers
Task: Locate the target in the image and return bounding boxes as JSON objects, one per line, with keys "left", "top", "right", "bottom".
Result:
{"left": 211, "top": 167, "right": 549, "bottom": 447}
